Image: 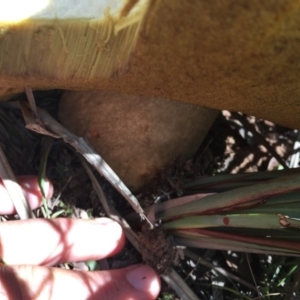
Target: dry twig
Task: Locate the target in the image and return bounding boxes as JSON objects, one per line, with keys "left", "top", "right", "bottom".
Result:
{"left": 20, "top": 96, "right": 152, "bottom": 227}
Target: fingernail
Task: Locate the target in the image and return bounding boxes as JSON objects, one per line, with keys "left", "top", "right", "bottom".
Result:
{"left": 126, "top": 265, "right": 159, "bottom": 292}
{"left": 94, "top": 217, "right": 115, "bottom": 224}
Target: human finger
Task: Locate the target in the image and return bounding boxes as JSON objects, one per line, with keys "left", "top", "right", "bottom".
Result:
{"left": 0, "top": 176, "right": 53, "bottom": 215}
{"left": 0, "top": 264, "right": 160, "bottom": 300}
{"left": 0, "top": 218, "right": 125, "bottom": 266}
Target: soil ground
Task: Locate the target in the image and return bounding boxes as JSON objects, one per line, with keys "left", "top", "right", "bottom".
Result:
{"left": 0, "top": 90, "right": 299, "bottom": 299}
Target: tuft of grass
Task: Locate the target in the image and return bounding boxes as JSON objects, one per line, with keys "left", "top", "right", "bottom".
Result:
{"left": 149, "top": 170, "right": 300, "bottom": 256}
{"left": 158, "top": 293, "right": 175, "bottom": 300}
{"left": 38, "top": 137, "right": 54, "bottom": 218}
{"left": 144, "top": 169, "right": 300, "bottom": 298}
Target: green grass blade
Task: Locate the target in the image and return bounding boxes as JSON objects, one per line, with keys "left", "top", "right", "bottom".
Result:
{"left": 174, "top": 228, "right": 300, "bottom": 252}
{"left": 158, "top": 173, "right": 300, "bottom": 220}
{"left": 228, "top": 202, "right": 300, "bottom": 217}
{"left": 261, "top": 191, "right": 300, "bottom": 205}
{"left": 173, "top": 236, "right": 300, "bottom": 256}
{"left": 38, "top": 137, "right": 53, "bottom": 218}
{"left": 185, "top": 169, "right": 300, "bottom": 193}
{"left": 173, "top": 232, "right": 300, "bottom": 256}
{"left": 196, "top": 283, "right": 253, "bottom": 300}
{"left": 162, "top": 214, "right": 300, "bottom": 230}
{"left": 207, "top": 227, "right": 300, "bottom": 240}
{"left": 51, "top": 210, "right": 65, "bottom": 218}
{"left": 277, "top": 264, "right": 298, "bottom": 287}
